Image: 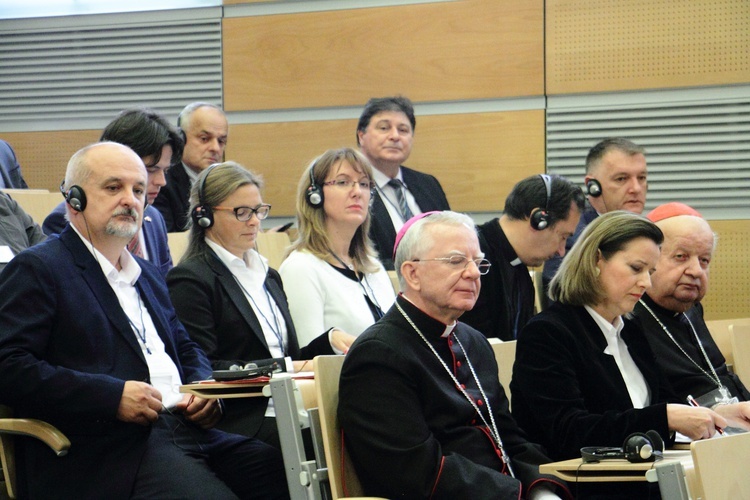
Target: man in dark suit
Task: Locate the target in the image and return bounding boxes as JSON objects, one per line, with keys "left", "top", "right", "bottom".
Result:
{"left": 0, "top": 139, "right": 29, "bottom": 189}
{"left": 0, "top": 142, "right": 288, "bottom": 499}
{"left": 542, "top": 138, "right": 648, "bottom": 293}
{"left": 357, "top": 96, "right": 450, "bottom": 269}
{"left": 44, "top": 108, "right": 179, "bottom": 277}
{"left": 0, "top": 191, "right": 46, "bottom": 274}
{"left": 153, "top": 102, "right": 228, "bottom": 232}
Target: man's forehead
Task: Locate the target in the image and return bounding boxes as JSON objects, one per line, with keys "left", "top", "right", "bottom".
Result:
{"left": 370, "top": 111, "right": 411, "bottom": 127}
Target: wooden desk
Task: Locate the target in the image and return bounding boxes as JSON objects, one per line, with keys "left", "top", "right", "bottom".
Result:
{"left": 539, "top": 450, "right": 693, "bottom": 483}
{"left": 180, "top": 379, "right": 269, "bottom": 399}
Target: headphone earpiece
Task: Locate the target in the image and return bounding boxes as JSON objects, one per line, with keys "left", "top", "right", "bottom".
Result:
{"left": 529, "top": 174, "right": 552, "bottom": 231}
{"left": 60, "top": 181, "right": 87, "bottom": 212}
{"left": 305, "top": 163, "right": 324, "bottom": 208}
{"left": 586, "top": 178, "right": 602, "bottom": 197}
{"left": 581, "top": 430, "right": 664, "bottom": 464}
{"left": 191, "top": 164, "right": 220, "bottom": 229}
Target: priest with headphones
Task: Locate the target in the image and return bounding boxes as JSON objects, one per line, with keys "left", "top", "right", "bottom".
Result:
{"left": 461, "top": 174, "right": 585, "bottom": 340}
{"left": 542, "top": 138, "right": 648, "bottom": 295}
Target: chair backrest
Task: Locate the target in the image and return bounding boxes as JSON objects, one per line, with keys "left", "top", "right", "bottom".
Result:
{"left": 256, "top": 230, "right": 291, "bottom": 271}
{"left": 529, "top": 269, "right": 544, "bottom": 313}
{"left": 314, "top": 355, "right": 365, "bottom": 499}
{"left": 488, "top": 339, "right": 517, "bottom": 408}
{"left": 166, "top": 231, "right": 190, "bottom": 264}
{"left": 690, "top": 432, "right": 750, "bottom": 499}
{"left": 730, "top": 323, "right": 750, "bottom": 386}
{"left": 386, "top": 270, "right": 400, "bottom": 294}
{"left": 2, "top": 190, "right": 61, "bottom": 227}
{"left": 705, "top": 317, "right": 750, "bottom": 368}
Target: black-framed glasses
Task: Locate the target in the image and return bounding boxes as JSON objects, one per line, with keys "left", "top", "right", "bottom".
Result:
{"left": 322, "top": 179, "right": 375, "bottom": 191}
{"left": 213, "top": 204, "right": 271, "bottom": 221}
{"left": 412, "top": 255, "right": 492, "bottom": 275}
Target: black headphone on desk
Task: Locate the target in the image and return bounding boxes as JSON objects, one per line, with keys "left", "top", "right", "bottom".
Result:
{"left": 529, "top": 174, "right": 552, "bottom": 230}
{"left": 581, "top": 431, "right": 664, "bottom": 463}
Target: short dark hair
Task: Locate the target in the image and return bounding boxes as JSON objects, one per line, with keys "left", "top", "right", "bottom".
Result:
{"left": 100, "top": 107, "right": 184, "bottom": 166}
{"left": 503, "top": 174, "right": 585, "bottom": 227}
{"left": 356, "top": 96, "right": 416, "bottom": 145}
{"left": 585, "top": 138, "right": 645, "bottom": 174}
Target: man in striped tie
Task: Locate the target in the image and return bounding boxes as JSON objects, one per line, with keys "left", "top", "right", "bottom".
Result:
{"left": 357, "top": 96, "right": 451, "bottom": 270}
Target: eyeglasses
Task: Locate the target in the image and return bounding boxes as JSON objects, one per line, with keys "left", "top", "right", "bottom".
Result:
{"left": 213, "top": 204, "right": 271, "bottom": 221}
{"left": 412, "top": 255, "right": 492, "bottom": 275}
{"left": 322, "top": 179, "right": 375, "bottom": 191}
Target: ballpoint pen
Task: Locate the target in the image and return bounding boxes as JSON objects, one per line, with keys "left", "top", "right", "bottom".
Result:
{"left": 687, "top": 394, "right": 724, "bottom": 435}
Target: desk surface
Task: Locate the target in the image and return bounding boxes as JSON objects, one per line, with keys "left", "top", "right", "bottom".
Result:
{"left": 539, "top": 450, "right": 692, "bottom": 483}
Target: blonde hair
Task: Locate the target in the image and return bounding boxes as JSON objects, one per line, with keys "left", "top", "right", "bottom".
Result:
{"left": 549, "top": 211, "right": 663, "bottom": 306}
{"left": 288, "top": 148, "right": 379, "bottom": 273}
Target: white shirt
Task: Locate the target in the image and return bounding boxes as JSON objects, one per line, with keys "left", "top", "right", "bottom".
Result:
{"left": 205, "top": 238, "right": 290, "bottom": 361}
{"left": 71, "top": 225, "right": 184, "bottom": 409}
{"left": 372, "top": 167, "right": 421, "bottom": 232}
{"left": 585, "top": 305, "right": 650, "bottom": 409}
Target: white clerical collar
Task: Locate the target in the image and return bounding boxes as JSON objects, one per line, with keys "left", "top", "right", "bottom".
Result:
{"left": 509, "top": 257, "right": 523, "bottom": 267}
{"left": 71, "top": 224, "right": 141, "bottom": 284}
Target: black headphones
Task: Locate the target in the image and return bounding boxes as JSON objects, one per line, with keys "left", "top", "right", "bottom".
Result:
{"left": 191, "top": 163, "right": 220, "bottom": 229}
{"left": 529, "top": 174, "right": 552, "bottom": 230}
{"left": 305, "top": 162, "right": 323, "bottom": 208}
{"left": 60, "top": 180, "right": 87, "bottom": 212}
{"left": 581, "top": 430, "right": 664, "bottom": 464}
{"left": 585, "top": 178, "right": 602, "bottom": 197}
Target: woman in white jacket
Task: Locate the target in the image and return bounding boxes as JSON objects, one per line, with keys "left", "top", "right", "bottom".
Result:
{"left": 280, "top": 148, "right": 395, "bottom": 354}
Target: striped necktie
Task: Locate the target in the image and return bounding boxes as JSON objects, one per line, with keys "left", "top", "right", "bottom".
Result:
{"left": 387, "top": 178, "right": 414, "bottom": 222}
{"left": 127, "top": 231, "right": 144, "bottom": 258}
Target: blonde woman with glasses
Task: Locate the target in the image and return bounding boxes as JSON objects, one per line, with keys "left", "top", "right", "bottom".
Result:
{"left": 280, "top": 148, "right": 395, "bottom": 354}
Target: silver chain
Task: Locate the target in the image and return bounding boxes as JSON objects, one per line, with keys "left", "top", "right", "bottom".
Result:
{"left": 395, "top": 301, "right": 515, "bottom": 478}
{"left": 638, "top": 299, "right": 722, "bottom": 390}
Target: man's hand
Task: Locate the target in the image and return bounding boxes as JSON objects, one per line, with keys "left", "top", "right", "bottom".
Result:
{"left": 174, "top": 394, "right": 222, "bottom": 429}
{"left": 117, "top": 381, "right": 163, "bottom": 426}
{"left": 331, "top": 329, "right": 356, "bottom": 354}
{"left": 713, "top": 402, "right": 750, "bottom": 431}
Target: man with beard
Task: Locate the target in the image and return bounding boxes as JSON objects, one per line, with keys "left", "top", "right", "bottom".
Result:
{"left": 0, "top": 142, "right": 288, "bottom": 499}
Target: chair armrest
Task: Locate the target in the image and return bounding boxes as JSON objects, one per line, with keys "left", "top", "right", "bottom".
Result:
{"left": 0, "top": 418, "right": 70, "bottom": 456}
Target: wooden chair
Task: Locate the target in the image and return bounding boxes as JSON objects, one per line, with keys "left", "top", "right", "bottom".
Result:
{"left": 386, "top": 270, "right": 400, "bottom": 294}
{"left": 313, "top": 355, "right": 385, "bottom": 500}
{"left": 488, "top": 339, "right": 517, "bottom": 409}
{"left": 730, "top": 323, "right": 750, "bottom": 386}
{"left": 1, "top": 190, "right": 61, "bottom": 226}
{"left": 689, "top": 432, "right": 750, "bottom": 499}
{"left": 705, "top": 317, "right": 750, "bottom": 370}
{"left": 166, "top": 231, "right": 190, "bottom": 264}
{"left": 256, "top": 230, "right": 291, "bottom": 270}
{"left": 0, "top": 406, "right": 70, "bottom": 499}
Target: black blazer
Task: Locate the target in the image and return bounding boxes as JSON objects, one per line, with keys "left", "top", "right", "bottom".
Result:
{"left": 153, "top": 162, "right": 191, "bottom": 232}
{"left": 167, "top": 249, "right": 328, "bottom": 436}
{"left": 510, "top": 302, "right": 678, "bottom": 461}
{"left": 370, "top": 166, "right": 450, "bottom": 269}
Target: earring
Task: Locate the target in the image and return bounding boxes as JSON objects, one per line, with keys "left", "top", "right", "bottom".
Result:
{"left": 595, "top": 267, "right": 601, "bottom": 276}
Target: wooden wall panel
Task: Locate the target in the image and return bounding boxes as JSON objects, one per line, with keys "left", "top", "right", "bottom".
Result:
{"left": 225, "top": 109, "right": 545, "bottom": 216}
{"left": 2, "top": 130, "right": 101, "bottom": 191}
{"left": 702, "top": 219, "right": 750, "bottom": 320}
{"left": 547, "top": 0, "right": 750, "bottom": 95}
{"left": 223, "top": 0, "right": 543, "bottom": 110}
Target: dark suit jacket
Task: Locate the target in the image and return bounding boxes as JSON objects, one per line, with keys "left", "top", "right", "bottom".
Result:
{"left": 43, "top": 203, "right": 173, "bottom": 278}
{"left": 510, "top": 303, "right": 679, "bottom": 461}
{"left": 166, "top": 249, "right": 329, "bottom": 436}
{"left": 0, "top": 226, "right": 212, "bottom": 499}
{"left": 153, "top": 162, "right": 191, "bottom": 232}
{"left": 0, "top": 139, "right": 28, "bottom": 189}
{"left": 0, "top": 191, "right": 46, "bottom": 273}
{"left": 370, "top": 166, "right": 450, "bottom": 269}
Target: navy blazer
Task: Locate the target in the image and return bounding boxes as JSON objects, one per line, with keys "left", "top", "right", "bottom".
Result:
{"left": 510, "top": 302, "right": 678, "bottom": 461}
{"left": 43, "top": 202, "right": 173, "bottom": 278}
{"left": 152, "top": 162, "right": 191, "bottom": 232}
{"left": 370, "top": 166, "right": 450, "bottom": 269}
{"left": 0, "top": 139, "right": 28, "bottom": 189}
{"left": 0, "top": 226, "right": 212, "bottom": 498}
